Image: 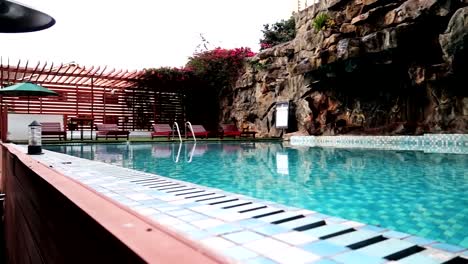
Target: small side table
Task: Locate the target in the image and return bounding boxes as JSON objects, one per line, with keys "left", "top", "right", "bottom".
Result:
{"left": 240, "top": 131, "right": 257, "bottom": 138}
{"left": 70, "top": 117, "right": 94, "bottom": 140}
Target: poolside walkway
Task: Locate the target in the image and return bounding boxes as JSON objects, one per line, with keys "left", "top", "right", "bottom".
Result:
{"left": 16, "top": 144, "right": 468, "bottom": 264}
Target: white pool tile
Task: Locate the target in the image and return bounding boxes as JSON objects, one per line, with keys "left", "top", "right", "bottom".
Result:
{"left": 191, "top": 218, "right": 225, "bottom": 229}
{"left": 133, "top": 207, "right": 159, "bottom": 216}
{"left": 200, "top": 237, "right": 236, "bottom": 251}
{"left": 273, "top": 231, "right": 318, "bottom": 246}
{"left": 267, "top": 246, "right": 321, "bottom": 264}
{"left": 244, "top": 237, "right": 292, "bottom": 255}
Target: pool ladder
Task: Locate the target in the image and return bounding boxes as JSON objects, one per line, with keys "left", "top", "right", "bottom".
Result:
{"left": 171, "top": 122, "right": 183, "bottom": 142}
{"left": 171, "top": 121, "right": 197, "bottom": 163}
{"left": 171, "top": 121, "right": 197, "bottom": 143}
{"left": 172, "top": 142, "right": 198, "bottom": 163}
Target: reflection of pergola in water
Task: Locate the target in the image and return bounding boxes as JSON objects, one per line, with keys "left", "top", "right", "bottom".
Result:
{"left": 0, "top": 59, "right": 190, "bottom": 140}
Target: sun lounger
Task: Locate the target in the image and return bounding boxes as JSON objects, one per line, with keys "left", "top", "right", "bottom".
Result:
{"left": 95, "top": 124, "right": 129, "bottom": 140}
{"left": 187, "top": 125, "right": 209, "bottom": 139}
{"left": 219, "top": 124, "right": 242, "bottom": 138}
{"left": 151, "top": 124, "right": 172, "bottom": 139}
{"left": 41, "top": 122, "right": 67, "bottom": 140}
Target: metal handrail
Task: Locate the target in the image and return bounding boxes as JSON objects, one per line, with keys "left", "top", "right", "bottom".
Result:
{"left": 185, "top": 121, "right": 196, "bottom": 142}
{"left": 172, "top": 122, "right": 182, "bottom": 142}
{"left": 172, "top": 142, "right": 183, "bottom": 163}
{"left": 186, "top": 142, "right": 197, "bottom": 163}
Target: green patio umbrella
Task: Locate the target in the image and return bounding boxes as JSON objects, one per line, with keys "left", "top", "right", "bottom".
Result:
{"left": 0, "top": 82, "right": 58, "bottom": 113}
{"left": 0, "top": 82, "right": 58, "bottom": 96}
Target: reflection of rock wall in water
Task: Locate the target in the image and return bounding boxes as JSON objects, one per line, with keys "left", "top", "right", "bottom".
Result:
{"left": 222, "top": 1, "right": 468, "bottom": 137}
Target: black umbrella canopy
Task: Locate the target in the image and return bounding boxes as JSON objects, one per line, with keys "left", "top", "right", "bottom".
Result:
{"left": 0, "top": 0, "right": 55, "bottom": 33}
{"left": 0, "top": 82, "right": 58, "bottom": 96}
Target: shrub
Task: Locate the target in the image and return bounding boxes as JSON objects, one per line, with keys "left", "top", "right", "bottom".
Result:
{"left": 186, "top": 47, "right": 256, "bottom": 92}
{"left": 249, "top": 60, "right": 268, "bottom": 71}
{"left": 313, "top": 13, "right": 331, "bottom": 31}
{"left": 259, "top": 16, "right": 296, "bottom": 50}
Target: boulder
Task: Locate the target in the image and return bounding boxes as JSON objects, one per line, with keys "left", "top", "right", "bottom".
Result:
{"left": 384, "top": 0, "right": 438, "bottom": 26}
{"left": 340, "top": 23, "right": 357, "bottom": 33}
{"left": 336, "top": 38, "right": 361, "bottom": 59}
{"left": 439, "top": 7, "right": 468, "bottom": 72}
{"left": 361, "top": 28, "right": 398, "bottom": 53}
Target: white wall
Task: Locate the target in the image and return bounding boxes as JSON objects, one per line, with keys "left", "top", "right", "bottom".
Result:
{"left": 7, "top": 113, "right": 64, "bottom": 141}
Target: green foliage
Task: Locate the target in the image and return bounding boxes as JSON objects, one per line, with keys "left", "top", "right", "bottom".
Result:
{"left": 127, "top": 47, "right": 256, "bottom": 128}
{"left": 249, "top": 60, "right": 268, "bottom": 71}
{"left": 259, "top": 16, "right": 296, "bottom": 50}
{"left": 313, "top": 13, "right": 331, "bottom": 31}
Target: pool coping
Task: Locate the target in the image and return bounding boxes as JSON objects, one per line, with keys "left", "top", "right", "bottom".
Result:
{"left": 290, "top": 134, "right": 468, "bottom": 154}
{"left": 13, "top": 143, "right": 468, "bottom": 264}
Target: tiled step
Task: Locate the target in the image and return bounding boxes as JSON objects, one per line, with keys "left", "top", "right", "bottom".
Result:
{"left": 258, "top": 211, "right": 304, "bottom": 223}
{"left": 213, "top": 200, "right": 251, "bottom": 209}
{"left": 132, "top": 178, "right": 165, "bottom": 183}
{"left": 175, "top": 190, "right": 206, "bottom": 196}
{"left": 357, "top": 238, "right": 417, "bottom": 259}
{"left": 157, "top": 185, "right": 188, "bottom": 191}
{"left": 198, "top": 196, "right": 236, "bottom": 205}
{"left": 184, "top": 193, "right": 218, "bottom": 200}
{"left": 224, "top": 203, "right": 266, "bottom": 212}
{"left": 398, "top": 250, "right": 447, "bottom": 264}
{"left": 195, "top": 195, "right": 227, "bottom": 202}
{"left": 165, "top": 187, "right": 195, "bottom": 193}
{"left": 302, "top": 224, "right": 354, "bottom": 239}
{"left": 327, "top": 230, "right": 381, "bottom": 247}
{"left": 243, "top": 207, "right": 284, "bottom": 218}
{"left": 278, "top": 216, "right": 325, "bottom": 231}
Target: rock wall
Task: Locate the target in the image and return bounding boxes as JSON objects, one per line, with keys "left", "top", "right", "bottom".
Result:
{"left": 222, "top": 0, "right": 468, "bottom": 137}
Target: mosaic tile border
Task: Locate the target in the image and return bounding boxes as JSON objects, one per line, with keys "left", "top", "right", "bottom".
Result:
{"left": 13, "top": 144, "right": 467, "bottom": 264}
{"left": 290, "top": 134, "right": 468, "bottom": 154}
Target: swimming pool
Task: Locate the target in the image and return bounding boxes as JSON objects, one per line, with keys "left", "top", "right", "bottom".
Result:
{"left": 45, "top": 142, "right": 468, "bottom": 248}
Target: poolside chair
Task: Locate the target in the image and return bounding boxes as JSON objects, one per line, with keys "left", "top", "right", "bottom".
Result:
{"left": 95, "top": 123, "right": 129, "bottom": 140}
{"left": 186, "top": 125, "right": 209, "bottom": 139}
{"left": 151, "top": 124, "right": 172, "bottom": 139}
{"left": 41, "top": 122, "right": 67, "bottom": 141}
{"left": 219, "top": 123, "right": 242, "bottom": 139}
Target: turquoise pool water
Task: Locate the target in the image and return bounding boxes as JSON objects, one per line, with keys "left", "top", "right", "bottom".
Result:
{"left": 45, "top": 142, "right": 468, "bottom": 247}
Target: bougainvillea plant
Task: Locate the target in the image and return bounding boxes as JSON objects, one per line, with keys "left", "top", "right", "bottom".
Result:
{"left": 129, "top": 47, "right": 256, "bottom": 129}
{"left": 259, "top": 16, "right": 296, "bottom": 50}
{"left": 186, "top": 47, "right": 256, "bottom": 93}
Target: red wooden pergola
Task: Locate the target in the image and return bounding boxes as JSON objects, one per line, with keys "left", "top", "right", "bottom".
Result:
{"left": 0, "top": 58, "right": 145, "bottom": 141}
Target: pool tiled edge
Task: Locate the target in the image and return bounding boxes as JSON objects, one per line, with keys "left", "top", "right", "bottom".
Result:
{"left": 290, "top": 134, "right": 468, "bottom": 154}
{"left": 20, "top": 145, "right": 467, "bottom": 264}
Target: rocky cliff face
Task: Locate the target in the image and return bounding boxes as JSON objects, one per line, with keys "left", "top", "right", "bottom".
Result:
{"left": 222, "top": 0, "right": 468, "bottom": 137}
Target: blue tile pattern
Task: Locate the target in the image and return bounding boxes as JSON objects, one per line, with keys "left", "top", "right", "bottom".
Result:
{"left": 291, "top": 134, "right": 468, "bottom": 154}
{"left": 430, "top": 242, "right": 466, "bottom": 253}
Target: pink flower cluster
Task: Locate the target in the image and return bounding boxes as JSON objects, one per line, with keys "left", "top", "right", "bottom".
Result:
{"left": 260, "top": 42, "right": 273, "bottom": 50}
